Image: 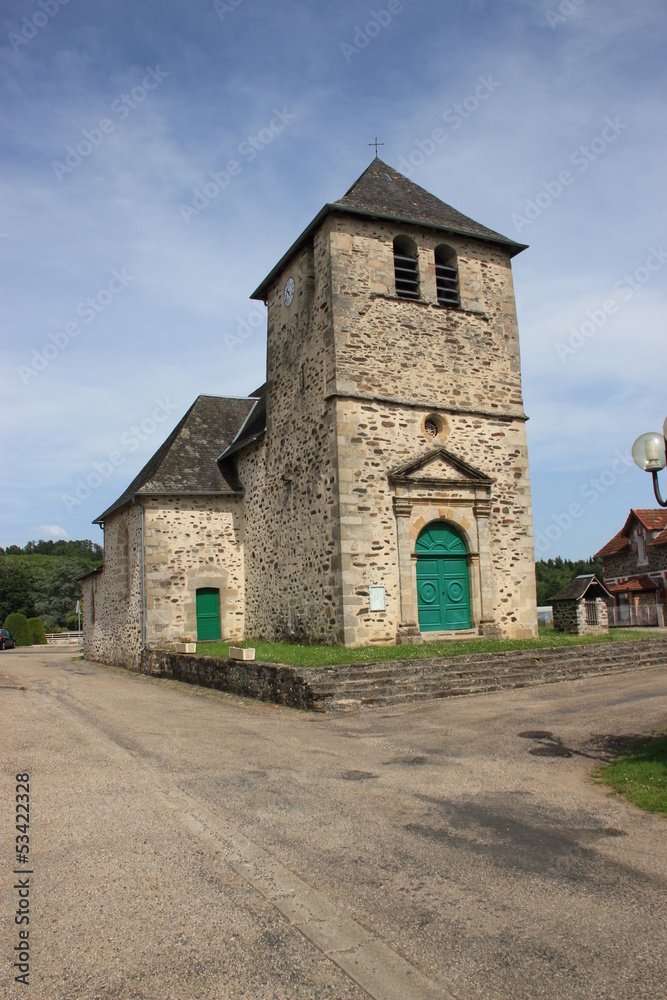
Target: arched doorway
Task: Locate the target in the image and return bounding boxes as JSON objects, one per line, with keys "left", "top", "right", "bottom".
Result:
{"left": 416, "top": 522, "right": 471, "bottom": 631}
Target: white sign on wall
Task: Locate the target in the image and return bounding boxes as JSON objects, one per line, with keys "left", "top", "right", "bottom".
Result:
{"left": 369, "top": 585, "right": 386, "bottom": 612}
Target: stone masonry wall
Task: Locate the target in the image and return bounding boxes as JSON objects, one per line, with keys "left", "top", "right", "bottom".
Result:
{"left": 240, "top": 209, "right": 537, "bottom": 645}
{"left": 240, "top": 231, "right": 345, "bottom": 643}
{"left": 329, "top": 217, "right": 524, "bottom": 415}
{"left": 82, "top": 504, "right": 143, "bottom": 668}
{"left": 328, "top": 214, "right": 536, "bottom": 643}
{"left": 143, "top": 496, "right": 245, "bottom": 645}
{"left": 333, "top": 396, "right": 537, "bottom": 643}
{"left": 553, "top": 597, "right": 609, "bottom": 635}
{"left": 83, "top": 495, "right": 246, "bottom": 668}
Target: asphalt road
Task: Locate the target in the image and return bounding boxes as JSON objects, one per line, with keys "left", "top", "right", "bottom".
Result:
{"left": 1, "top": 646, "right": 666, "bottom": 1000}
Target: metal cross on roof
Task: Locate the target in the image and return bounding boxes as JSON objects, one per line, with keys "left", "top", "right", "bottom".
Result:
{"left": 368, "top": 137, "right": 384, "bottom": 158}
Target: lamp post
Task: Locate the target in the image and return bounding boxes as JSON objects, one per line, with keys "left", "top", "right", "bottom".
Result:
{"left": 632, "top": 415, "right": 667, "bottom": 507}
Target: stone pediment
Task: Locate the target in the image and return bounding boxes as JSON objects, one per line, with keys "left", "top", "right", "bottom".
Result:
{"left": 388, "top": 448, "right": 493, "bottom": 490}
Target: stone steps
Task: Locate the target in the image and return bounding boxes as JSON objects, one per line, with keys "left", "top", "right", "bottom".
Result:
{"left": 305, "top": 639, "right": 667, "bottom": 712}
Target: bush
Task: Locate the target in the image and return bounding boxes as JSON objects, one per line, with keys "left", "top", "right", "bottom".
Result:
{"left": 65, "top": 613, "right": 82, "bottom": 631}
{"left": 4, "top": 613, "right": 31, "bottom": 647}
{"left": 27, "top": 617, "right": 47, "bottom": 645}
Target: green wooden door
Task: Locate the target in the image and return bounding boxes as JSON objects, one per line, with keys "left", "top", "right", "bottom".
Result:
{"left": 196, "top": 588, "right": 221, "bottom": 641}
{"left": 416, "top": 523, "right": 471, "bottom": 632}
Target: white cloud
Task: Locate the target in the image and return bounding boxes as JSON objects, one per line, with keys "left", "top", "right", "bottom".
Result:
{"left": 35, "top": 524, "right": 70, "bottom": 540}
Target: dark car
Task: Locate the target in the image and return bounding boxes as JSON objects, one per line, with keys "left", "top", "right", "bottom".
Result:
{"left": 0, "top": 628, "right": 16, "bottom": 650}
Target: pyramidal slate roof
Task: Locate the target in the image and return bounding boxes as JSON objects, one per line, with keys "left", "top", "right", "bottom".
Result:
{"left": 94, "top": 394, "right": 257, "bottom": 523}
{"left": 252, "top": 158, "right": 526, "bottom": 300}
{"left": 334, "top": 159, "right": 522, "bottom": 246}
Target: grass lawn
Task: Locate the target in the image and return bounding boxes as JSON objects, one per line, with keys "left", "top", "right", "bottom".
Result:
{"left": 596, "top": 734, "right": 667, "bottom": 816}
{"left": 194, "top": 627, "right": 654, "bottom": 669}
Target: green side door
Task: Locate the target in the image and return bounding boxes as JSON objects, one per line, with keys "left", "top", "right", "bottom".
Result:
{"left": 416, "top": 523, "right": 471, "bottom": 632}
{"left": 196, "top": 588, "right": 221, "bottom": 641}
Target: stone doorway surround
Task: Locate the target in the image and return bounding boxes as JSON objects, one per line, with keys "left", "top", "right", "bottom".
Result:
{"left": 389, "top": 447, "right": 498, "bottom": 643}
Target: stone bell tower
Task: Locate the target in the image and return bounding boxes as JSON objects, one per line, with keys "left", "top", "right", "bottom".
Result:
{"left": 244, "top": 159, "right": 538, "bottom": 645}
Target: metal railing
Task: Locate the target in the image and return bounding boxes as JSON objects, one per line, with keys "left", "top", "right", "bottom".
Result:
{"left": 45, "top": 631, "right": 82, "bottom": 644}
{"left": 607, "top": 605, "right": 665, "bottom": 628}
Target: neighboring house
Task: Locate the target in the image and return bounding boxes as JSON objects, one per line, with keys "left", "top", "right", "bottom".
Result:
{"left": 549, "top": 575, "right": 613, "bottom": 635}
{"left": 82, "top": 158, "right": 539, "bottom": 668}
{"left": 594, "top": 509, "right": 667, "bottom": 627}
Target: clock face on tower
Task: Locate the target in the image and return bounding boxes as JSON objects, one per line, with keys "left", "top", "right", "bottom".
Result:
{"left": 283, "top": 276, "right": 295, "bottom": 307}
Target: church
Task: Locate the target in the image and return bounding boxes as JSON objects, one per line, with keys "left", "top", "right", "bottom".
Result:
{"left": 81, "top": 159, "right": 538, "bottom": 668}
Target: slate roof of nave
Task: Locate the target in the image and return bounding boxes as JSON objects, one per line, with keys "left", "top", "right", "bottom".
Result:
{"left": 218, "top": 383, "right": 267, "bottom": 460}
{"left": 94, "top": 393, "right": 258, "bottom": 523}
{"left": 251, "top": 159, "right": 526, "bottom": 300}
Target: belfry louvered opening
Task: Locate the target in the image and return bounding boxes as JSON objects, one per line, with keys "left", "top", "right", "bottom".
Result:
{"left": 393, "top": 236, "right": 420, "bottom": 299}
{"left": 435, "top": 245, "right": 460, "bottom": 307}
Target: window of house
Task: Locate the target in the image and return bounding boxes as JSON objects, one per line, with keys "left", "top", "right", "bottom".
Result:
{"left": 637, "top": 529, "right": 648, "bottom": 565}
{"left": 434, "top": 245, "right": 460, "bottom": 307}
{"left": 393, "top": 236, "right": 420, "bottom": 299}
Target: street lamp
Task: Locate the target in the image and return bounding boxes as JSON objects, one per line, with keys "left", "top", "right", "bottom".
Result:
{"left": 632, "top": 415, "right": 667, "bottom": 507}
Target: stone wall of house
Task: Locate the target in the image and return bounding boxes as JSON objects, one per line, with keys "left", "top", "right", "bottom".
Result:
{"left": 143, "top": 496, "right": 245, "bottom": 645}
{"left": 603, "top": 527, "right": 667, "bottom": 581}
{"left": 553, "top": 596, "right": 609, "bottom": 635}
{"left": 604, "top": 529, "right": 667, "bottom": 606}
{"left": 82, "top": 504, "right": 143, "bottom": 667}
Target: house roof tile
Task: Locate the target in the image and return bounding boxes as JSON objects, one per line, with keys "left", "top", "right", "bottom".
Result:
{"left": 607, "top": 575, "right": 660, "bottom": 593}
{"left": 594, "top": 508, "right": 667, "bottom": 559}
{"left": 650, "top": 526, "right": 667, "bottom": 547}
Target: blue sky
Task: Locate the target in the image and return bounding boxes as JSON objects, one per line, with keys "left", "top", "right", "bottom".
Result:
{"left": 1, "top": 0, "right": 665, "bottom": 559}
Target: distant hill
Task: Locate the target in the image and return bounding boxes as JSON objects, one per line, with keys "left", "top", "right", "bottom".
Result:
{"left": 0, "top": 539, "right": 103, "bottom": 627}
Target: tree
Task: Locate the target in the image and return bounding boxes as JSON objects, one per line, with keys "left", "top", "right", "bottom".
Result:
{"left": 27, "top": 617, "right": 48, "bottom": 645}
{"left": 0, "top": 558, "right": 36, "bottom": 621}
{"left": 4, "top": 613, "right": 31, "bottom": 647}
{"left": 33, "top": 559, "right": 83, "bottom": 626}
{"left": 535, "top": 557, "right": 603, "bottom": 606}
